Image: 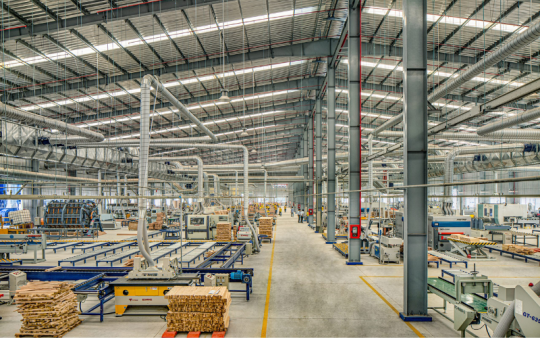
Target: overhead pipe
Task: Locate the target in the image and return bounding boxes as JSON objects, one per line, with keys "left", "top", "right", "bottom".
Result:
{"left": 478, "top": 107, "right": 540, "bottom": 135}
{"left": 443, "top": 144, "right": 525, "bottom": 214}
{"left": 147, "top": 156, "right": 204, "bottom": 199}
{"left": 0, "top": 102, "right": 104, "bottom": 143}
{"left": 55, "top": 136, "right": 213, "bottom": 146}
{"left": 373, "top": 17, "right": 540, "bottom": 136}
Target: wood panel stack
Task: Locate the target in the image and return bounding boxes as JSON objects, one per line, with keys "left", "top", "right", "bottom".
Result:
{"left": 128, "top": 221, "right": 138, "bottom": 231}
{"left": 165, "top": 286, "right": 231, "bottom": 333}
{"left": 216, "top": 222, "right": 232, "bottom": 241}
{"left": 214, "top": 210, "right": 228, "bottom": 215}
{"left": 258, "top": 217, "right": 273, "bottom": 237}
{"left": 449, "top": 234, "right": 490, "bottom": 243}
{"left": 502, "top": 244, "right": 540, "bottom": 255}
{"left": 14, "top": 281, "right": 82, "bottom": 338}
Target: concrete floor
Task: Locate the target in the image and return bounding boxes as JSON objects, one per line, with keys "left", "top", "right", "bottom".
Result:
{"left": 1, "top": 214, "right": 539, "bottom": 337}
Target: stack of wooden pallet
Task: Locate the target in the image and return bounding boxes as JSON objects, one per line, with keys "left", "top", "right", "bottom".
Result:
{"left": 258, "top": 217, "right": 273, "bottom": 237}
{"left": 165, "top": 286, "right": 231, "bottom": 333}
{"left": 14, "top": 281, "right": 82, "bottom": 338}
{"left": 216, "top": 222, "right": 232, "bottom": 241}
{"left": 449, "top": 234, "right": 489, "bottom": 243}
{"left": 214, "top": 210, "right": 228, "bottom": 215}
{"left": 502, "top": 244, "right": 540, "bottom": 255}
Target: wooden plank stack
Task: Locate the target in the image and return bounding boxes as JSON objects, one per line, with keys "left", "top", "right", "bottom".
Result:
{"left": 449, "top": 234, "right": 490, "bottom": 243}
{"left": 502, "top": 244, "right": 540, "bottom": 255}
{"left": 165, "top": 286, "right": 231, "bottom": 333}
{"left": 14, "top": 281, "right": 81, "bottom": 338}
{"left": 258, "top": 217, "right": 273, "bottom": 237}
{"left": 216, "top": 222, "right": 232, "bottom": 241}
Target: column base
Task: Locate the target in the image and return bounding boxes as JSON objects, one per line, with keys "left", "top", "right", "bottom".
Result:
{"left": 399, "top": 313, "right": 432, "bottom": 322}
{"left": 345, "top": 261, "right": 363, "bottom": 265}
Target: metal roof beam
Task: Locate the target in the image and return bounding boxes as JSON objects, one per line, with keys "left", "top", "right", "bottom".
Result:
{"left": 1, "top": 0, "right": 238, "bottom": 43}
{"left": 4, "top": 39, "right": 336, "bottom": 102}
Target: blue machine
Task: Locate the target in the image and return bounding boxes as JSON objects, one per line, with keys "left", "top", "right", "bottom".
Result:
{"left": 430, "top": 215, "right": 472, "bottom": 251}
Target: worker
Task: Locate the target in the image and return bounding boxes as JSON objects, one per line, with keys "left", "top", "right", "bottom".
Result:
{"left": 279, "top": 207, "right": 282, "bottom": 216}
{"left": 298, "top": 209, "right": 302, "bottom": 223}
{"left": 291, "top": 207, "right": 294, "bottom": 217}
{"left": 284, "top": 205, "right": 287, "bottom": 213}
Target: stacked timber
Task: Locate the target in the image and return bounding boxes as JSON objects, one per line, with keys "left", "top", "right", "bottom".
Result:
{"left": 14, "top": 281, "right": 81, "bottom": 338}
{"left": 502, "top": 244, "right": 540, "bottom": 255}
{"left": 258, "top": 217, "right": 273, "bottom": 237}
{"left": 216, "top": 222, "right": 232, "bottom": 241}
{"left": 165, "top": 286, "right": 231, "bottom": 333}
{"left": 449, "top": 234, "right": 490, "bottom": 244}
{"left": 214, "top": 210, "right": 228, "bottom": 215}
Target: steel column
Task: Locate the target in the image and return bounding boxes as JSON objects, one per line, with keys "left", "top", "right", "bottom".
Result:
{"left": 30, "top": 159, "right": 39, "bottom": 220}
{"left": 402, "top": 0, "right": 430, "bottom": 321}
{"left": 347, "top": 0, "right": 362, "bottom": 264}
{"left": 327, "top": 58, "right": 337, "bottom": 243}
{"left": 316, "top": 97, "right": 322, "bottom": 232}
{"left": 308, "top": 110, "right": 314, "bottom": 226}
{"left": 303, "top": 127, "right": 308, "bottom": 214}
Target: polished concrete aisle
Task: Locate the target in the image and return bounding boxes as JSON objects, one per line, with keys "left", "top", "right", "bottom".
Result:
{"left": 262, "top": 214, "right": 459, "bottom": 337}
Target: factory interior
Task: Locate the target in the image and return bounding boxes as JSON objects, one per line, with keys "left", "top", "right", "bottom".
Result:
{"left": 2, "top": 0, "right": 540, "bottom": 337}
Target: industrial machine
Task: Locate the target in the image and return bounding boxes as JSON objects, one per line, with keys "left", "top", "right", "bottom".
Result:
{"left": 208, "top": 214, "right": 230, "bottom": 239}
{"left": 185, "top": 215, "right": 210, "bottom": 240}
{"left": 9, "top": 270, "right": 27, "bottom": 294}
{"left": 369, "top": 235, "right": 402, "bottom": 264}
{"left": 428, "top": 269, "right": 540, "bottom": 338}
{"left": 477, "top": 203, "right": 527, "bottom": 225}
{"left": 43, "top": 200, "right": 99, "bottom": 236}
{"left": 430, "top": 215, "right": 472, "bottom": 251}
{"left": 0, "top": 234, "right": 47, "bottom": 263}
{"left": 99, "top": 213, "right": 120, "bottom": 230}
{"left": 237, "top": 225, "right": 252, "bottom": 242}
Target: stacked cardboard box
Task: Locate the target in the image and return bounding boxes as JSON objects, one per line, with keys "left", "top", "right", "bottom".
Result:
{"left": 216, "top": 222, "right": 232, "bottom": 241}
{"left": 128, "top": 221, "right": 138, "bottom": 231}
{"left": 14, "top": 281, "right": 82, "bottom": 338}
{"left": 258, "top": 217, "right": 273, "bottom": 237}
{"left": 165, "top": 286, "right": 231, "bottom": 333}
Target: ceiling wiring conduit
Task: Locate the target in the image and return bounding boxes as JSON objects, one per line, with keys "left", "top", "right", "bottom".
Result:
{"left": 0, "top": 102, "right": 104, "bottom": 143}
{"left": 372, "top": 16, "right": 540, "bottom": 136}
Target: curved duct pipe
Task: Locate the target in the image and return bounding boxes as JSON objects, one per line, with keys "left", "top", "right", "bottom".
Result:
{"left": 0, "top": 102, "right": 104, "bottom": 143}
{"left": 138, "top": 77, "right": 154, "bottom": 265}
{"left": 373, "top": 16, "right": 540, "bottom": 136}
{"left": 209, "top": 173, "right": 220, "bottom": 196}
{"left": 443, "top": 144, "right": 525, "bottom": 213}
{"left": 203, "top": 172, "right": 209, "bottom": 197}
{"left": 492, "top": 281, "right": 540, "bottom": 338}
{"left": 147, "top": 156, "right": 204, "bottom": 199}
{"left": 478, "top": 107, "right": 540, "bottom": 136}
{"left": 137, "top": 73, "right": 220, "bottom": 266}
{"left": 141, "top": 143, "right": 260, "bottom": 252}
{"left": 377, "top": 130, "right": 536, "bottom": 142}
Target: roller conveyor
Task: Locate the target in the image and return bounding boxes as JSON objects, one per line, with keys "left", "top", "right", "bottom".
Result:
{"left": 427, "top": 277, "right": 488, "bottom": 313}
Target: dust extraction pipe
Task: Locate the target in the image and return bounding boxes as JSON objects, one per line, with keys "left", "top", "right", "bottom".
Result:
{"left": 478, "top": 107, "right": 540, "bottom": 136}
{"left": 0, "top": 102, "right": 104, "bottom": 143}
{"left": 52, "top": 137, "right": 213, "bottom": 146}
{"left": 147, "top": 156, "right": 204, "bottom": 199}
{"left": 373, "top": 17, "right": 540, "bottom": 135}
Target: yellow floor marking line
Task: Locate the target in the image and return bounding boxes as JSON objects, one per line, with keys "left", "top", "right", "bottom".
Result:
{"left": 359, "top": 276, "right": 424, "bottom": 338}
{"left": 261, "top": 225, "right": 277, "bottom": 338}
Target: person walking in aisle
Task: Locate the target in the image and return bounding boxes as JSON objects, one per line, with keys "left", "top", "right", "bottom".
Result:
{"left": 297, "top": 209, "right": 301, "bottom": 223}
{"left": 300, "top": 209, "right": 305, "bottom": 223}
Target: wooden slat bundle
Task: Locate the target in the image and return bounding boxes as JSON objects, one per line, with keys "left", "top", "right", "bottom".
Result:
{"left": 502, "top": 244, "right": 540, "bottom": 255}
{"left": 258, "top": 217, "right": 273, "bottom": 237}
{"left": 14, "top": 281, "right": 82, "bottom": 338}
{"left": 165, "top": 286, "right": 231, "bottom": 333}
{"left": 216, "top": 222, "right": 232, "bottom": 242}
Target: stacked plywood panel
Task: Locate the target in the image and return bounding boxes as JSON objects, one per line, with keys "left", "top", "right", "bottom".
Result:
{"left": 14, "top": 281, "right": 81, "bottom": 338}
{"left": 216, "top": 222, "right": 232, "bottom": 241}
{"left": 502, "top": 244, "right": 540, "bottom": 255}
{"left": 165, "top": 286, "right": 231, "bottom": 333}
{"left": 258, "top": 217, "right": 273, "bottom": 237}
{"left": 449, "top": 234, "right": 490, "bottom": 243}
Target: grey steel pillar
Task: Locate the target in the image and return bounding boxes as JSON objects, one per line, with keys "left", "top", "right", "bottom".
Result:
{"left": 315, "top": 97, "right": 322, "bottom": 232}
{"left": 402, "top": 0, "right": 430, "bottom": 321}
{"left": 303, "top": 127, "right": 308, "bottom": 214}
{"left": 30, "top": 159, "right": 39, "bottom": 220}
{"left": 347, "top": 0, "right": 362, "bottom": 264}
{"left": 308, "top": 112, "right": 314, "bottom": 226}
{"left": 327, "top": 59, "right": 337, "bottom": 243}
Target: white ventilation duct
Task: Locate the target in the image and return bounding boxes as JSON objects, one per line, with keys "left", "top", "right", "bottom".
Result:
{"left": 0, "top": 102, "right": 104, "bottom": 143}
{"left": 147, "top": 156, "right": 204, "bottom": 199}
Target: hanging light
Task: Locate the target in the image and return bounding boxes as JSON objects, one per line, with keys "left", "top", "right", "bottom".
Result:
{"left": 251, "top": 148, "right": 257, "bottom": 154}
{"left": 240, "top": 129, "right": 249, "bottom": 137}
{"left": 219, "top": 90, "right": 231, "bottom": 102}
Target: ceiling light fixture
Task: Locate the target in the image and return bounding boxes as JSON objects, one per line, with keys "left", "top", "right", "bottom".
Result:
{"left": 218, "top": 90, "right": 231, "bottom": 102}
{"left": 240, "top": 129, "right": 249, "bottom": 137}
